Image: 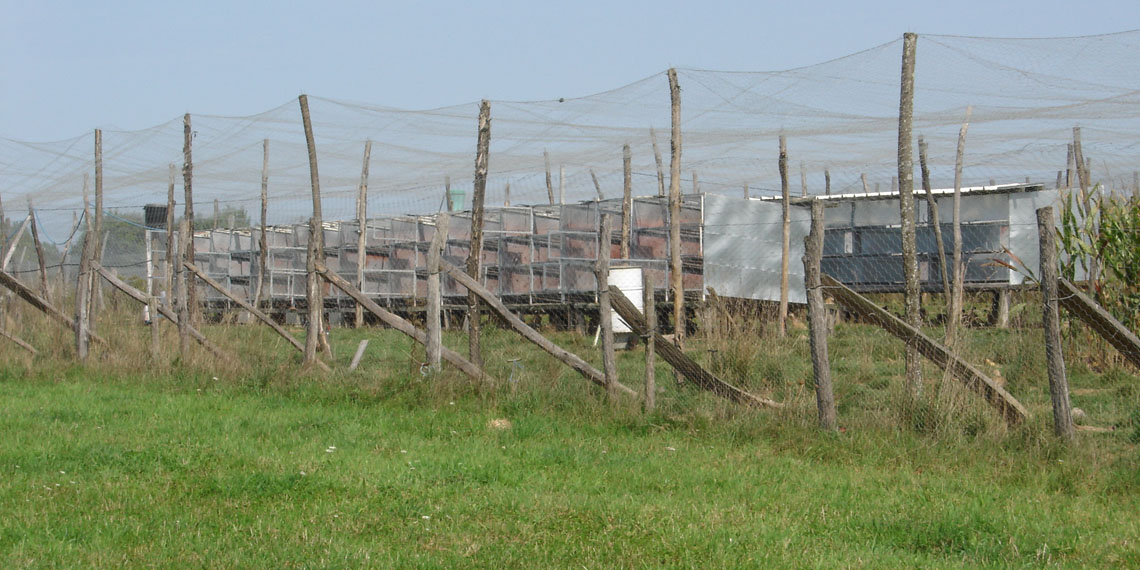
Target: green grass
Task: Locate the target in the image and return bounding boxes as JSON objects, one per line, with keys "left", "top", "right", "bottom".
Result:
{"left": 1, "top": 302, "right": 1140, "bottom": 567}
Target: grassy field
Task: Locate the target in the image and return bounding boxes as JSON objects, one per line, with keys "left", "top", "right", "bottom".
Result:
{"left": 1, "top": 313, "right": 1139, "bottom": 567}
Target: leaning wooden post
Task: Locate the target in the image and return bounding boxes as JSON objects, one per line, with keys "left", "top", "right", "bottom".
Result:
{"left": 667, "top": 68, "right": 685, "bottom": 345}
{"left": 778, "top": 134, "right": 790, "bottom": 337}
{"left": 468, "top": 100, "right": 491, "bottom": 368}
{"left": 590, "top": 169, "right": 604, "bottom": 201}
{"left": 182, "top": 114, "right": 199, "bottom": 323}
{"left": 355, "top": 140, "right": 372, "bottom": 328}
{"left": 650, "top": 128, "right": 666, "bottom": 197}
{"left": 255, "top": 140, "right": 269, "bottom": 308}
{"left": 804, "top": 199, "right": 837, "bottom": 431}
{"left": 643, "top": 273, "right": 657, "bottom": 413}
{"left": 621, "top": 144, "right": 633, "bottom": 259}
{"left": 947, "top": 107, "right": 971, "bottom": 346}
{"left": 299, "top": 94, "right": 328, "bottom": 366}
{"left": 918, "top": 136, "right": 950, "bottom": 301}
{"left": 596, "top": 214, "right": 618, "bottom": 397}
{"left": 427, "top": 213, "right": 449, "bottom": 371}
{"left": 1037, "top": 207, "right": 1075, "bottom": 441}
{"left": 543, "top": 150, "right": 555, "bottom": 205}
{"left": 27, "top": 202, "right": 49, "bottom": 302}
{"left": 897, "top": 32, "right": 923, "bottom": 397}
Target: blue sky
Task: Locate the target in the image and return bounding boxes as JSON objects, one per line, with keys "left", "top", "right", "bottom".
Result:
{"left": 2, "top": 0, "right": 1138, "bottom": 141}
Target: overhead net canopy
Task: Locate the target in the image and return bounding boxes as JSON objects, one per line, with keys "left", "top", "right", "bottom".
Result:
{"left": 3, "top": 31, "right": 1139, "bottom": 241}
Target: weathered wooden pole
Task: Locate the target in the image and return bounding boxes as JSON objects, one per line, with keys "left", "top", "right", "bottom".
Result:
{"left": 918, "top": 136, "right": 950, "bottom": 301}
{"left": 778, "top": 134, "right": 790, "bottom": 337}
{"left": 355, "top": 140, "right": 372, "bottom": 328}
{"left": 861, "top": 173, "right": 870, "bottom": 194}
{"left": 596, "top": 214, "right": 618, "bottom": 397}
{"left": 75, "top": 182, "right": 95, "bottom": 361}
{"left": 825, "top": 169, "right": 831, "bottom": 196}
{"left": 445, "top": 176, "right": 455, "bottom": 212}
{"left": 650, "top": 128, "right": 666, "bottom": 197}
{"left": 947, "top": 107, "right": 971, "bottom": 346}
{"left": 504, "top": 182, "right": 511, "bottom": 207}
{"left": 182, "top": 114, "right": 199, "bottom": 323}
{"left": 165, "top": 164, "right": 176, "bottom": 306}
{"left": 544, "top": 150, "right": 555, "bottom": 205}
{"left": 590, "top": 169, "right": 604, "bottom": 201}
{"left": 89, "top": 129, "right": 104, "bottom": 332}
{"left": 255, "top": 140, "right": 269, "bottom": 308}
{"left": 667, "top": 68, "right": 684, "bottom": 345}
{"left": 803, "top": 199, "right": 837, "bottom": 431}
{"left": 27, "top": 202, "right": 49, "bottom": 302}
{"left": 1071, "top": 126, "right": 1098, "bottom": 286}
{"left": 427, "top": 213, "right": 449, "bottom": 371}
{"left": 643, "top": 273, "right": 657, "bottom": 413}
{"left": 800, "top": 161, "right": 808, "bottom": 197}
{"left": 692, "top": 170, "right": 699, "bottom": 195}
{"left": 1, "top": 214, "right": 30, "bottom": 271}
{"left": 621, "top": 144, "right": 633, "bottom": 259}
{"left": 897, "top": 32, "right": 923, "bottom": 397}
{"left": 1037, "top": 206, "right": 1075, "bottom": 441}
{"left": 212, "top": 198, "right": 220, "bottom": 230}
{"left": 298, "top": 94, "right": 326, "bottom": 367}
{"left": 468, "top": 100, "right": 491, "bottom": 368}
{"left": 176, "top": 219, "right": 190, "bottom": 357}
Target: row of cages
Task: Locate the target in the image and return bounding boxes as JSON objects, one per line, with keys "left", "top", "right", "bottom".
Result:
{"left": 143, "top": 196, "right": 705, "bottom": 306}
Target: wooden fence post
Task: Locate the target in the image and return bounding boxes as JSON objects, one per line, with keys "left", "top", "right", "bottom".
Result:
{"left": 355, "top": 140, "right": 372, "bottom": 328}
{"left": 427, "top": 213, "right": 450, "bottom": 372}
{"left": 947, "top": 107, "right": 971, "bottom": 347}
{"left": 299, "top": 94, "right": 327, "bottom": 366}
{"left": 621, "top": 144, "right": 632, "bottom": 259}
{"left": 804, "top": 199, "right": 837, "bottom": 431}
{"left": 778, "top": 134, "right": 790, "bottom": 337}
{"left": 255, "top": 139, "right": 269, "bottom": 309}
{"left": 897, "top": 32, "right": 922, "bottom": 397}
{"left": 75, "top": 180, "right": 95, "bottom": 361}
{"left": 596, "top": 214, "right": 618, "bottom": 397}
{"left": 468, "top": 100, "right": 491, "bottom": 368}
{"left": 643, "top": 273, "right": 656, "bottom": 413}
{"left": 166, "top": 164, "right": 176, "bottom": 307}
{"left": 544, "top": 150, "right": 555, "bottom": 205}
{"left": 176, "top": 220, "right": 190, "bottom": 358}
{"left": 918, "top": 136, "right": 950, "bottom": 301}
{"left": 650, "top": 128, "right": 666, "bottom": 197}
{"left": 27, "top": 203, "right": 49, "bottom": 302}
{"left": 89, "top": 129, "right": 104, "bottom": 333}
{"left": 183, "top": 114, "right": 199, "bottom": 324}
{"left": 1037, "top": 206, "right": 1075, "bottom": 441}
{"left": 667, "top": 68, "right": 684, "bottom": 345}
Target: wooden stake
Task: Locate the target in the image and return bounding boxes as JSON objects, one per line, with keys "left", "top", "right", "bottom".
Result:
{"left": 800, "top": 161, "right": 808, "bottom": 197}
{"left": 590, "top": 169, "right": 604, "bottom": 201}
{"left": 919, "top": 136, "right": 950, "bottom": 301}
{"left": 778, "top": 134, "right": 790, "bottom": 338}
{"left": 468, "top": 100, "right": 491, "bottom": 368}
{"left": 667, "top": 68, "right": 684, "bottom": 345}
{"left": 298, "top": 94, "right": 326, "bottom": 366}
{"left": 445, "top": 176, "right": 455, "bottom": 211}
{"left": 544, "top": 150, "right": 555, "bottom": 205}
{"left": 349, "top": 340, "right": 369, "bottom": 371}
{"left": 166, "top": 164, "right": 176, "bottom": 306}
{"left": 621, "top": 144, "right": 632, "bottom": 259}
{"left": 825, "top": 169, "right": 831, "bottom": 196}
{"left": 596, "top": 214, "right": 618, "bottom": 397}
{"left": 803, "top": 199, "right": 837, "bottom": 430}
{"left": 255, "top": 140, "right": 269, "bottom": 308}
{"left": 947, "top": 107, "right": 971, "bottom": 346}
{"left": 643, "top": 273, "right": 656, "bottom": 413}
{"left": 650, "top": 128, "right": 666, "bottom": 197}
{"left": 897, "top": 32, "right": 922, "bottom": 397}
{"left": 27, "top": 204, "right": 48, "bottom": 302}
{"left": 1037, "top": 207, "right": 1074, "bottom": 440}
{"left": 355, "top": 140, "right": 372, "bottom": 328}
{"left": 427, "top": 213, "right": 449, "bottom": 371}
{"left": 176, "top": 220, "right": 190, "bottom": 357}
{"left": 182, "top": 114, "right": 198, "bottom": 323}
{"left": 75, "top": 181, "right": 95, "bottom": 360}
{"left": 1, "top": 214, "right": 30, "bottom": 271}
